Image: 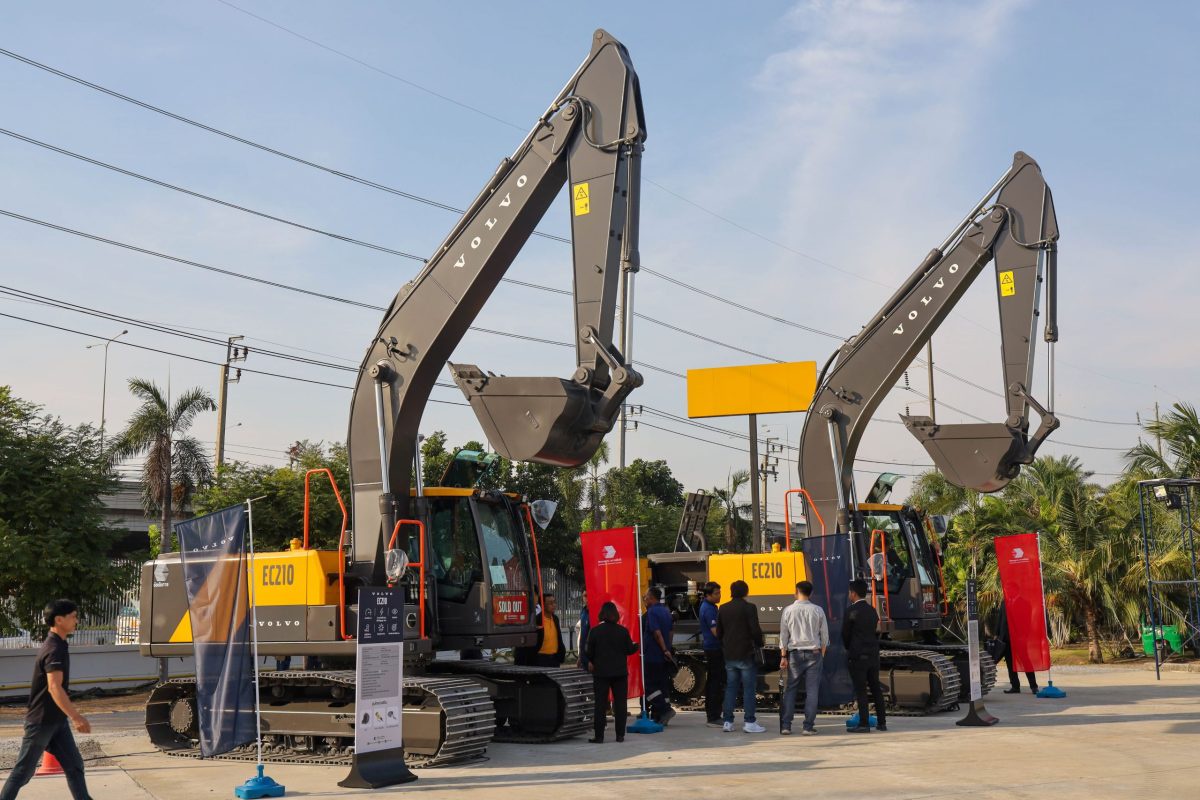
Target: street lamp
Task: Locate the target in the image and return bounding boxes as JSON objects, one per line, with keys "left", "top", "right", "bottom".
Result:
{"left": 86, "top": 329, "right": 128, "bottom": 448}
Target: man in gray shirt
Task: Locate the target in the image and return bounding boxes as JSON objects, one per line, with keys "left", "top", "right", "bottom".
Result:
{"left": 778, "top": 581, "right": 829, "bottom": 735}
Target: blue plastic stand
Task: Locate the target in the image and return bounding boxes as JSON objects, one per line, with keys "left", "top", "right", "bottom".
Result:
{"left": 845, "top": 713, "right": 877, "bottom": 729}
{"left": 234, "top": 764, "right": 285, "bottom": 798}
{"left": 1037, "top": 680, "right": 1067, "bottom": 698}
{"left": 628, "top": 712, "right": 664, "bottom": 734}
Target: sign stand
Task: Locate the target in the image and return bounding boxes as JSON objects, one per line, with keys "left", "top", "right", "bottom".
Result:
{"left": 627, "top": 525, "right": 663, "bottom": 735}
{"left": 957, "top": 577, "right": 998, "bottom": 727}
{"left": 1033, "top": 534, "right": 1067, "bottom": 699}
{"left": 339, "top": 586, "right": 417, "bottom": 789}
{"left": 236, "top": 498, "right": 286, "bottom": 799}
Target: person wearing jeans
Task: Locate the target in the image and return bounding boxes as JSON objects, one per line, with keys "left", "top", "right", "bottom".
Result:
{"left": 1, "top": 599, "right": 93, "bottom": 800}
{"left": 716, "top": 580, "right": 765, "bottom": 733}
{"left": 779, "top": 581, "right": 830, "bottom": 735}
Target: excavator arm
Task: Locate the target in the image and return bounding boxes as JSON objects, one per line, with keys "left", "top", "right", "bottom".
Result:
{"left": 346, "top": 30, "right": 645, "bottom": 584}
{"left": 798, "top": 151, "right": 1059, "bottom": 537}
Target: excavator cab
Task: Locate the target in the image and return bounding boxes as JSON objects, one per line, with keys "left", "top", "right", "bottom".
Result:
{"left": 861, "top": 504, "right": 945, "bottom": 631}
{"left": 410, "top": 490, "right": 538, "bottom": 648}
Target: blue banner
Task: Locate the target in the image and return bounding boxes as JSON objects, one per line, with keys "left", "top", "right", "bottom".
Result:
{"left": 804, "top": 533, "right": 856, "bottom": 706}
{"left": 176, "top": 504, "right": 257, "bottom": 757}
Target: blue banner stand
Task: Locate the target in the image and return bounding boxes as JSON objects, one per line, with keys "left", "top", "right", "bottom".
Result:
{"left": 235, "top": 765, "right": 285, "bottom": 799}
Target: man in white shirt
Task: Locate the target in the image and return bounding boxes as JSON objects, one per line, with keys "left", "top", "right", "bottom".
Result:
{"left": 778, "top": 580, "right": 829, "bottom": 735}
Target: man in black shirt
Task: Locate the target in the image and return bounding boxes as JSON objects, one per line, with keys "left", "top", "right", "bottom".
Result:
{"left": 842, "top": 580, "right": 887, "bottom": 733}
{"left": 0, "top": 599, "right": 93, "bottom": 800}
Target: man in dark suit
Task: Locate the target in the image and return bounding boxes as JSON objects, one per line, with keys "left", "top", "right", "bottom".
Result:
{"left": 843, "top": 579, "right": 887, "bottom": 733}
{"left": 585, "top": 601, "right": 639, "bottom": 742}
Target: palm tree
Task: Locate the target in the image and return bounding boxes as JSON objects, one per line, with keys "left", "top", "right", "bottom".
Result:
{"left": 110, "top": 378, "right": 215, "bottom": 547}
{"left": 1125, "top": 402, "right": 1200, "bottom": 478}
{"left": 712, "top": 469, "right": 752, "bottom": 552}
{"left": 584, "top": 440, "right": 609, "bottom": 530}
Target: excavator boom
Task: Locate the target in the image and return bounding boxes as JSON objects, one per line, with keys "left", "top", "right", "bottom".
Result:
{"left": 346, "top": 29, "right": 645, "bottom": 584}
{"left": 798, "top": 151, "right": 1059, "bottom": 535}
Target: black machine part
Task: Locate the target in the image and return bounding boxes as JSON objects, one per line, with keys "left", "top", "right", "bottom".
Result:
{"left": 798, "top": 151, "right": 1060, "bottom": 536}
{"left": 346, "top": 29, "right": 645, "bottom": 585}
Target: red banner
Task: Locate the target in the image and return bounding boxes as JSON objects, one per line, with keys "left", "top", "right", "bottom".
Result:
{"left": 995, "top": 533, "right": 1052, "bottom": 672}
{"left": 581, "top": 527, "right": 642, "bottom": 698}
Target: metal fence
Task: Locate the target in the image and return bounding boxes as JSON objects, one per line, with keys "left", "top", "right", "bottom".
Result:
{"left": 0, "top": 559, "right": 141, "bottom": 649}
{"left": 540, "top": 568, "right": 585, "bottom": 655}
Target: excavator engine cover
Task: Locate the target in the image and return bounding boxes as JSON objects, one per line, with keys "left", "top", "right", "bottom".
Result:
{"left": 451, "top": 364, "right": 606, "bottom": 467}
{"left": 902, "top": 417, "right": 1024, "bottom": 492}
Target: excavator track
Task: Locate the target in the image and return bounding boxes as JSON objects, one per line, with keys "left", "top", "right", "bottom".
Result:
{"left": 429, "top": 662, "right": 593, "bottom": 742}
{"left": 877, "top": 648, "right": 961, "bottom": 715}
{"left": 881, "top": 641, "right": 997, "bottom": 701}
{"left": 145, "top": 670, "right": 494, "bottom": 768}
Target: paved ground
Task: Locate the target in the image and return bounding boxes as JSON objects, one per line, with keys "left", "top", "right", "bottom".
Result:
{"left": 2, "top": 666, "right": 1197, "bottom": 799}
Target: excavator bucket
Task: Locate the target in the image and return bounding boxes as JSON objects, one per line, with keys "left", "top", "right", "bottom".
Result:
{"left": 450, "top": 364, "right": 608, "bottom": 468}
{"left": 902, "top": 417, "right": 1025, "bottom": 493}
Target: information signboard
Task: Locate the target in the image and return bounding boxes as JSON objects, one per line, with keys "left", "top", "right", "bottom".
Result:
{"left": 339, "top": 586, "right": 416, "bottom": 788}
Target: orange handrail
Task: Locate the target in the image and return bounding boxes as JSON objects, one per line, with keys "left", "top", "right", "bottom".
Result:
{"left": 868, "top": 529, "right": 893, "bottom": 623}
{"left": 783, "top": 487, "right": 826, "bottom": 551}
{"left": 388, "top": 519, "right": 427, "bottom": 639}
{"left": 302, "top": 468, "right": 352, "bottom": 640}
{"left": 303, "top": 468, "right": 348, "bottom": 550}
{"left": 522, "top": 504, "right": 546, "bottom": 628}
{"left": 923, "top": 516, "right": 951, "bottom": 616}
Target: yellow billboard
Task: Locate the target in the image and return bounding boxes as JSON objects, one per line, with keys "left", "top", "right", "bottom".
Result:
{"left": 686, "top": 361, "right": 817, "bottom": 419}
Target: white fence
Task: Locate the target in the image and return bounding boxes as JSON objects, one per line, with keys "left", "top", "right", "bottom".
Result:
{"left": 0, "top": 559, "right": 141, "bottom": 649}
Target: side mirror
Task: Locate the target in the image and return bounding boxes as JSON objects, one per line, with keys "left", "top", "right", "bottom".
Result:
{"left": 530, "top": 499, "right": 559, "bottom": 530}
{"left": 385, "top": 548, "right": 410, "bottom": 581}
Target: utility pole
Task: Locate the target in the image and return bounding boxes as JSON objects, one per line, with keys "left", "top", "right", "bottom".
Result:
{"left": 761, "top": 437, "right": 780, "bottom": 535}
{"left": 86, "top": 329, "right": 128, "bottom": 449}
{"left": 1155, "top": 401, "right": 1163, "bottom": 459}
{"left": 749, "top": 415, "right": 761, "bottom": 553}
{"left": 215, "top": 336, "right": 246, "bottom": 469}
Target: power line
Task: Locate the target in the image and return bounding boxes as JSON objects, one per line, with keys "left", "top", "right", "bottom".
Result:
{"left": 1, "top": 46, "right": 1175, "bottom": 416}
{"left": 0, "top": 46, "right": 571, "bottom": 247}
{"left": 0, "top": 309, "right": 474, "bottom": 404}
{"left": 0, "top": 127, "right": 784, "bottom": 372}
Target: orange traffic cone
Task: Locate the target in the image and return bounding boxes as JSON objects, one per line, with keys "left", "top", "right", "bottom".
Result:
{"left": 34, "top": 751, "right": 63, "bottom": 776}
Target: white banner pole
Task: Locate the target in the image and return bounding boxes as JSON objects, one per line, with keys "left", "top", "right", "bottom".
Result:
{"left": 245, "top": 498, "right": 264, "bottom": 768}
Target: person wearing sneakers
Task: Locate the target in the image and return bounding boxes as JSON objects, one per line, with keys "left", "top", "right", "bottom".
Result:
{"left": 779, "top": 580, "right": 829, "bottom": 736}
{"left": 844, "top": 580, "right": 887, "bottom": 733}
{"left": 716, "top": 580, "right": 766, "bottom": 733}
{"left": 0, "top": 600, "right": 93, "bottom": 800}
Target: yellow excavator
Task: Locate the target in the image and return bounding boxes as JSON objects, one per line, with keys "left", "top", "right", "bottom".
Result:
{"left": 656, "top": 152, "right": 1060, "bottom": 715}
{"left": 138, "top": 28, "right": 645, "bottom": 767}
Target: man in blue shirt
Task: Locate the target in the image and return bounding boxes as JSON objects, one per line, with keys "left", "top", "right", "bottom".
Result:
{"left": 642, "top": 587, "right": 676, "bottom": 725}
{"left": 698, "top": 582, "right": 725, "bottom": 727}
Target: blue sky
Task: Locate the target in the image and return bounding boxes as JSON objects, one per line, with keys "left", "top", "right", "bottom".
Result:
{"left": 3, "top": 1, "right": 1198, "bottom": 519}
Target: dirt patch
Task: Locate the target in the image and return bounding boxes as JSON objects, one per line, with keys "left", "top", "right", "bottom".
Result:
{"left": 0, "top": 735, "right": 110, "bottom": 770}
{"left": 0, "top": 688, "right": 152, "bottom": 718}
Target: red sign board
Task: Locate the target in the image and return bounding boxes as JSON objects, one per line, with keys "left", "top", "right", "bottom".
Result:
{"left": 492, "top": 593, "right": 529, "bottom": 625}
{"left": 995, "top": 532, "right": 1052, "bottom": 673}
{"left": 581, "top": 526, "right": 643, "bottom": 698}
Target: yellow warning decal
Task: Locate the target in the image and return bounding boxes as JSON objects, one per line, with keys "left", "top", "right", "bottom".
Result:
{"left": 573, "top": 182, "right": 590, "bottom": 216}
{"left": 999, "top": 270, "right": 1016, "bottom": 297}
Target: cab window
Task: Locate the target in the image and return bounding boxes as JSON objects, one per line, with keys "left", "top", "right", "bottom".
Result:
{"left": 473, "top": 499, "right": 530, "bottom": 593}
{"left": 428, "top": 497, "right": 483, "bottom": 602}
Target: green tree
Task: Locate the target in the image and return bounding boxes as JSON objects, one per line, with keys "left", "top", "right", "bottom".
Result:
{"left": 712, "top": 469, "right": 752, "bottom": 552}
{"left": 605, "top": 458, "right": 686, "bottom": 555}
{"left": 109, "top": 378, "right": 215, "bottom": 548}
{"left": 0, "top": 387, "right": 135, "bottom": 635}
{"left": 193, "top": 441, "right": 349, "bottom": 553}
{"left": 1125, "top": 402, "right": 1200, "bottom": 478}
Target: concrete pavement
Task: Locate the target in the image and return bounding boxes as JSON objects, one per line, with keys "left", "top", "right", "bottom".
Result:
{"left": 2, "top": 665, "right": 1197, "bottom": 799}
